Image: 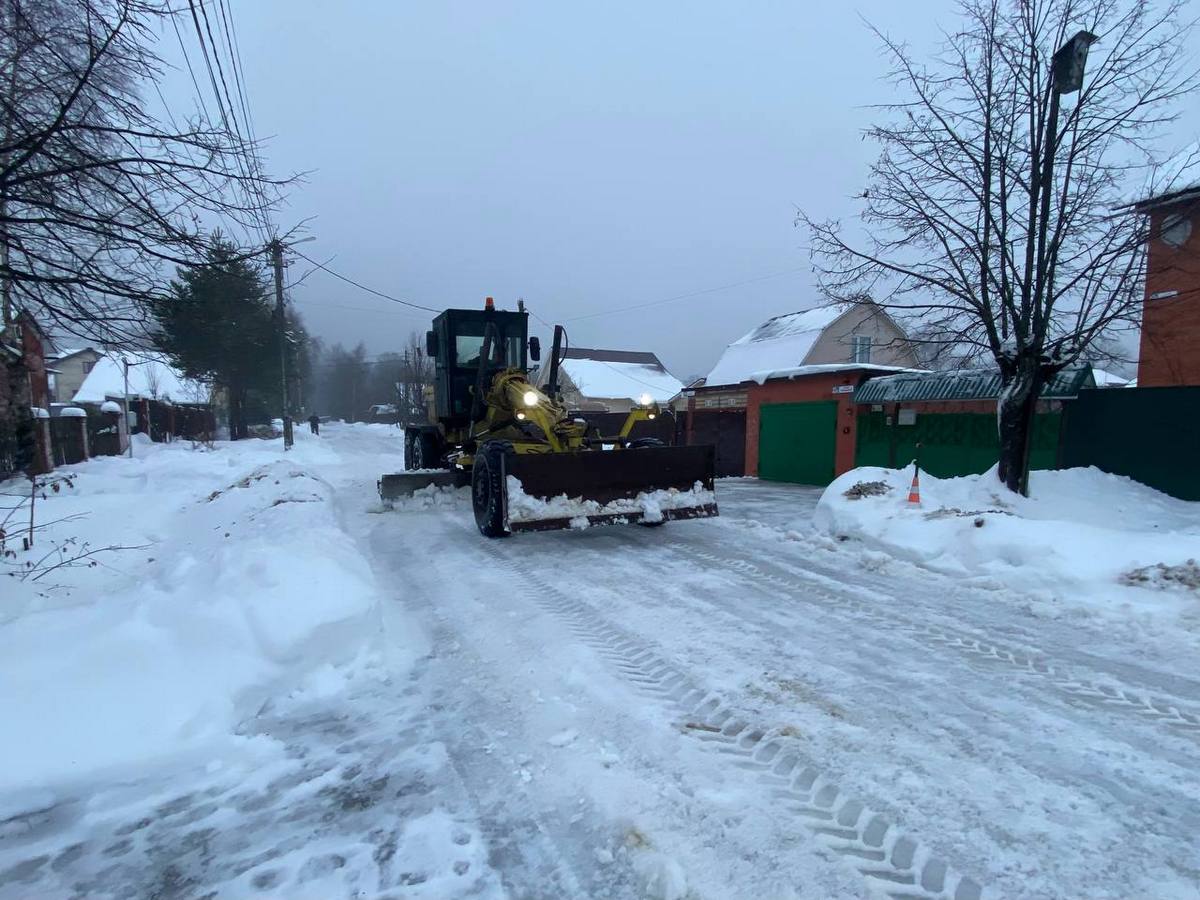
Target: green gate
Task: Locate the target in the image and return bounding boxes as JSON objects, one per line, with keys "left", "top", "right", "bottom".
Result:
{"left": 758, "top": 402, "right": 837, "bottom": 485}
{"left": 855, "top": 410, "right": 1062, "bottom": 477}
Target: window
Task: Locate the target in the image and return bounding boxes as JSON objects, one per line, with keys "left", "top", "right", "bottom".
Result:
{"left": 1161, "top": 212, "right": 1192, "bottom": 249}
{"left": 851, "top": 335, "right": 872, "bottom": 364}
{"left": 82, "top": 360, "right": 95, "bottom": 373}
{"left": 454, "top": 333, "right": 522, "bottom": 369}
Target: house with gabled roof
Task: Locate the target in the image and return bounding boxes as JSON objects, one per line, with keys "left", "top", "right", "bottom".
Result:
{"left": 703, "top": 301, "right": 919, "bottom": 392}
{"left": 48, "top": 346, "right": 103, "bottom": 403}
{"left": 538, "top": 347, "right": 683, "bottom": 413}
{"left": 686, "top": 300, "right": 921, "bottom": 479}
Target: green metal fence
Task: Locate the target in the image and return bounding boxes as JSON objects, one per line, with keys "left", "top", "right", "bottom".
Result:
{"left": 1061, "top": 386, "right": 1199, "bottom": 501}
{"left": 855, "top": 410, "right": 1061, "bottom": 477}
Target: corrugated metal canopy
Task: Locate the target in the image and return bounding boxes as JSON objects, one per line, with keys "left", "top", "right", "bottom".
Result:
{"left": 853, "top": 367, "right": 1095, "bottom": 404}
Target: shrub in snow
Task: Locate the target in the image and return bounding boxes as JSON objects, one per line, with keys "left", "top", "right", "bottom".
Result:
{"left": 843, "top": 480, "right": 890, "bottom": 500}
{"left": 1121, "top": 559, "right": 1200, "bottom": 592}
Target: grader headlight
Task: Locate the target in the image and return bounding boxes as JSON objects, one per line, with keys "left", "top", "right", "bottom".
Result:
{"left": 523, "top": 390, "right": 539, "bottom": 407}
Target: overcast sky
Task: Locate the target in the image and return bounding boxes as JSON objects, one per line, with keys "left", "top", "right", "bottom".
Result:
{"left": 159, "top": 2, "right": 1199, "bottom": 380}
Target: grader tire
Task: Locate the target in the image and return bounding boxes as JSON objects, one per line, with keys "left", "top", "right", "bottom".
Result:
{"left": 472, "top": 441, "right": 514, "bottom": 538}
{"left": 412, "top": 428, "right": 441, "bottom": 470}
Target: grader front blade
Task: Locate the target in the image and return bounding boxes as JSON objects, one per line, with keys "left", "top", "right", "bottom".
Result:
{"left": 503, "top": 445, "right": 718, "bottom": 533}
{"left": 379, "top": 469, "right": 469, "bottom": 503}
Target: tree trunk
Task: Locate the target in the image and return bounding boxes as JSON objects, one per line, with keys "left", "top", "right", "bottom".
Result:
{"left": 237, "top": 386, "right": 250, "bottom": 440}
{"left": 996, "top": 356, "right": 1043, "bottom": 495}
{"left": 226, "top": 382, "right": 237, "bottom": 440}
{"left": 227, "top": 380, "right": 247, "bottom": 441}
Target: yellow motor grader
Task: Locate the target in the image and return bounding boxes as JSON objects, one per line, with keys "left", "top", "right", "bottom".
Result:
{"left": 379, "top": 299, "right": 718, "bottom": 536}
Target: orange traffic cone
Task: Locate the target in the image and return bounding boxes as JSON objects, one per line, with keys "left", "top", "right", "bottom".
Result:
{"left": 907, "top": 468, "right": 921, "bottom": 505}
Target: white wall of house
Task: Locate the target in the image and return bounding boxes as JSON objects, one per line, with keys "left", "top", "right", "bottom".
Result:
{"left": 803, "top": 305, "right": 919, "bottom": 368}
{"left": 54, "top": 350, "right": 102, "bottom": 402}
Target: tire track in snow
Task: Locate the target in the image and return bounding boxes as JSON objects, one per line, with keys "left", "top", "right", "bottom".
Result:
{"left": 476, "top": 538, "right": 987, "bottom": 900}
{"left": 662, "top": 540, "right": 1200, "bottom": 739}
{"left": 383, "top": 515, "right": 622, "bottom": 900}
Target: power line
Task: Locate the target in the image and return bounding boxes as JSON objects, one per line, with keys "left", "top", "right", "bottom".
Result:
{"left": 213, "top": 0, "right": 276, "bottom": 243}
{"left": 292, "top": 250, "right": 441, "bottom": 312}
{"left": 292, "top": 296, "right": 429, "bottom": 318}
{"left": 184, "top": 1, "right": 273, "bottom": 246}
{"left": 562, "top": 266, "right": 808, "bottom": 323}
{"left": 169, "top": 11, "right": 213, "bottom": 124}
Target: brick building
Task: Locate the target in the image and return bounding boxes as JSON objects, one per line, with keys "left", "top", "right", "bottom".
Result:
{"left": 1, "top": 311, "right": 54, "bottom": 474}
{"left": 1135, "top": 157, "right": 1200, "bottom": 387}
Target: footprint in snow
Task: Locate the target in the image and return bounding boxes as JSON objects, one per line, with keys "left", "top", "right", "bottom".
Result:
{"left": 547, "top": 729, "right": 578, "bottom": 748}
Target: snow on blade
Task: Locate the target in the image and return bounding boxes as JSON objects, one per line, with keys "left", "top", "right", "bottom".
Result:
{"left": 505, "top": 475, "right": 715, "bottom": 528}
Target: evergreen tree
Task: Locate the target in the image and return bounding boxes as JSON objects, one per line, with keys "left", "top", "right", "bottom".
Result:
{"left": 150, "top": 240, "right": 278, "bottom": 440}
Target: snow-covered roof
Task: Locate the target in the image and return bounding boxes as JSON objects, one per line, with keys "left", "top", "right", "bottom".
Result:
{"left": 1090, "top": 367, "right": 1129, "bottom": 387}
{"left": 72, "top": 351, "right": 207, "bottom": 404}
{"left": 748, "top": 363, "right": 920, "bottom": 385}
{"left": 854, "top": 367, "right": 1095, "bottom": 403}
{"left": 704, "top": 304, "right": 847, "bottom": 387}
{"left": 1133, "top": 140, "right": 1200, "bottom": 207}
{"left": 558, "top": 349, "right": 683, "bottom": 403}
{"left": 49, "top": 347, "right": 99, "bottom": 361}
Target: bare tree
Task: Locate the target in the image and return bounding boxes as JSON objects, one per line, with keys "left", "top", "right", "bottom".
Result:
{"left": 399, "top": 330, "right": 433, "bottom": 422}
{"left": 799, "top": 0, "right": 1196, "bottom": 493}
{"left": 0, "top": 0, "right": 288, "bottom": 346}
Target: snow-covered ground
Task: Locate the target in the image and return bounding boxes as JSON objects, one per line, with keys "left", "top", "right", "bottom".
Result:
{"left": 815, "top": 464, "right": 1200, "bottom": 641}
{"left": 2, "top": 428, "right": 1197, "bottom": 899}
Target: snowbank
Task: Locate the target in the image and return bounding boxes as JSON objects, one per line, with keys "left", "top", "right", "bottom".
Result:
{"left": 0, "top": 436, "right": 382, "bottom": 797}
{"left": 814, "top": 465, "right": 1200, "bottom": 626}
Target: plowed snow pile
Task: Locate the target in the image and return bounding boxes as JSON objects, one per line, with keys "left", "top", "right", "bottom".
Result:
{"left": 506, "top": 476, "right": 715, "bottom": 527}
{"left": 0, "top": 438, "right": 381, "bottom": 795}
{"left": 815, "top": 464, "right": 1200, "bottom": 628}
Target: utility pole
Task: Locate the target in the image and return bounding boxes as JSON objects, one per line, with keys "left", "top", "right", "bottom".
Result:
{"left": 268, "top": 238, "right": 293, "bottom": 450}
{"left": 123, "top": 357, "right": 133, "bottom": 458}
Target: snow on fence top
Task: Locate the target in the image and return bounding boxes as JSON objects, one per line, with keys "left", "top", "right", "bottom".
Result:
{"left": 704, "top": 304, "right": 847, "bottom": 387}
{"left": 853, "top": 366, "right": 1095, "bottom": 404}
{"left": 72, "top": 351, "right": 206, "bottom": 404}
{"left": 558, "top": 349, "right": 683, "bottom": 403}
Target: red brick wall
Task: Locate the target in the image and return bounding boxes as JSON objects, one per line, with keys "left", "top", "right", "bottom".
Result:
{"left": 744, "top": 372, "right": 864, "bottom": 477}
{"left": 1138, "top": 202, "right": 1200, "bottom": 387}
{"left": 19, "top": 315, "right": 50, "bottom": 410}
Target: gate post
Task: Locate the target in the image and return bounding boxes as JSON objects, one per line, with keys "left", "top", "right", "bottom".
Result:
{"left": 31, "top": 408, "right": 52, "bottom": 474}
{"left": 61, "top": 407, "right": 89, "bottom": 461}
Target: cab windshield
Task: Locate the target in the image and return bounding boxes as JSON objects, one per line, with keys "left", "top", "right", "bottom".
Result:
{"left": 455, "top": 332, "right": 523, "bottom": 369}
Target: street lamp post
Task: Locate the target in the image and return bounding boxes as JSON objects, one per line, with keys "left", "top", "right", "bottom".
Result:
{"left": 1023, "top": 29, "right": 1097, "bottom": 496}
{"left": 1036, "top": 30, "right": 1098, "bottom": 284}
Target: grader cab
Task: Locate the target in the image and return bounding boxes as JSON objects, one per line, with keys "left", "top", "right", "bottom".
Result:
{"left": 379, "top": 299, "right": 717, "bottom": 536}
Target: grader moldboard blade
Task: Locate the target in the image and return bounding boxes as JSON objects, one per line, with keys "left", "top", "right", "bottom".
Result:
{"left": 503, "top": 445, "right": 718, "bottom": 533}
{"left": 379, "top": 469, "right": 470, "bottom": 504}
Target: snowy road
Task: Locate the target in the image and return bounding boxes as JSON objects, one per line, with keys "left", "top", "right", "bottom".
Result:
{"left": 3, "top": 425, "right": 1197, "bottom": 899}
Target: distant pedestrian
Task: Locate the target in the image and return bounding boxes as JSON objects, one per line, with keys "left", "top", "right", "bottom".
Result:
{"left": 309, "top": 414, "right": 320, "bottom": 435}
